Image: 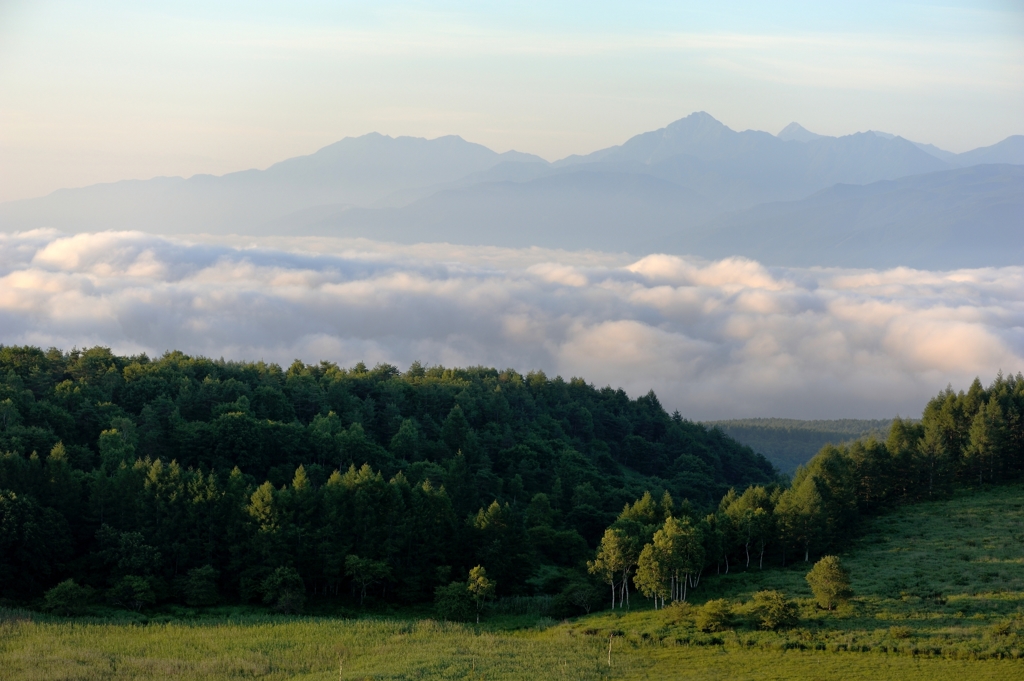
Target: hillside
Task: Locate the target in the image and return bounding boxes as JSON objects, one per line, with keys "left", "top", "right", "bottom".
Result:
{"left": 0, "top": 345, "right": 776, "bottom": 605}
{"left": 4, "top": 484, "right": 1021, "bottom": 680}
{"left": 568, "top": 482, "right": 1024, "bottom": 678}
{"left": 2, "top": 353, "right": 1023, "bottom": 679}
{"left": 708, "top": 418, "right": 894, "bottom": 473}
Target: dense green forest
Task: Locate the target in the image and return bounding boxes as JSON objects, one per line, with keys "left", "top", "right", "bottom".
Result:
{"left": 707, "top": 419, "right": 894, "bottom": 473}
{"left": 0, "top": 345, "right": 775, "bottom": 610}
{"left": 1, "top": 344, "right": 1022, "bottom": 619}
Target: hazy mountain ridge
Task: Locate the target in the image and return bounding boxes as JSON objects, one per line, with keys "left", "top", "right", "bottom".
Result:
{"left": 678, "top": 164, "right": 1024, "bottom": 269}
{"left": 0, "top": 113, "right": 1020, "bottom": 268}
{"left": 778, "top": 122, "right": 1024, "bottom": 167}
{"left": 269, "top": 161, "right": 1024, "bottom": 262}
{"left": 268, "top": 170, "right": 716, "bottom": 249}
{"left": 0, "top": 133, "right": 543, "bottom": 234}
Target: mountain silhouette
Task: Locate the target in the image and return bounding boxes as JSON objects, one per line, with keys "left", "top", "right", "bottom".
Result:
{"left": 0, "top": 113, "right": 1020, "bottom": 269}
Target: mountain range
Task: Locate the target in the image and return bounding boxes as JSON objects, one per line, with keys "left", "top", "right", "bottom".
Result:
{"left": 2, "top": 112, "right": 1021, "bottom": 268}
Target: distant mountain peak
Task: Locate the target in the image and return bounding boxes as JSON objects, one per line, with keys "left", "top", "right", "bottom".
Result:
{"left": 609, "top": 112, "right": 734, "bottom": 163}
{"left": 676, "top": 110, "right": 720, "bottom": 123}
{"left": 777, "top": 123, "right": 827, "bottom": 142}
{"left": 665, "top": 111, "right": 728, "bottom": 132}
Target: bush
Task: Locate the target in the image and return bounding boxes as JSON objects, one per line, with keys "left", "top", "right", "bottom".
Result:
{"left": 108, "top": 575, "right": 155, "bottom": 612}
{"left": 548, "top": 593, "right": 574, "bottom": 619}
{"left": 695, "top": 598, "right": 731, "bottom": 632}
{"left": 43, "top": 579, "right": 92, "bottom": 615}
{"left": 889, "top": 625, "right": 912, "bottom": 639}
{"left": 989, "top": 622, "right": 1009, "bottom": 637}
{"left": 434, "top": 581, "right": 473, "bottom": 622}
{"left": 805, "top": 555, "right": 853, "bottom": 610}
{"left": 181, "top": 565, "right": 219, "bottom": 607}
{"left": 261, "top": 567, "right": 305, "bottom": 614}
{"left": 551, "top": 581, "right": 600, "bottom": 618}
{"left": 752, "top": 590, "right": 798, "bottom": 630}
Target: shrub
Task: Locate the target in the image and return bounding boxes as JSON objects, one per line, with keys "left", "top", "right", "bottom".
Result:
{"left": 549, "top": 593, "right": 574, "bottom": 619}
{"left": 805, "top": 555, "right": 853, "bottom": 610}
{"left": 43, "top": 579, "right": 92, "bottom": 615}
{"left": 261, "top": 567, "right": 305, "bottom": 614}
{"left": 990, "top": 621, "right": 1010, "bottom": 637}
{"left": 552, "top": 577, "right": 598, "bottom": 614}
{"left": 889, "top": 625, "right": 912, "bottom": 639}
{"left": 434, "top": 581, "right": 473, "bottom": 622}
{"left": 182, "top": 565, "right": 219, "bottom": 607}
{"left": 695, "top": 599, "right": 731, "bottom": 632}
{"left": 752, "top": 590, "right": 798, "bottom": 630}
{"left": 108, "top": 575, "right": 155, "bottom": 612}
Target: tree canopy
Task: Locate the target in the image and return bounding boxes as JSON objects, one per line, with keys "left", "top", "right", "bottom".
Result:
{"left": 0, "top": 345, "right": 775, "bottom": 608}
{"left": 2, "top": 344, "right": 1020, "bottom": 614}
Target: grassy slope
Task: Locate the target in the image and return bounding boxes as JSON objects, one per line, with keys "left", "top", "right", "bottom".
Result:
{"left": 2, "top": 486, "right": 1022, "bottom": 680}
{"left": 576, "top": 483, "right": 1024, "bottom": 679}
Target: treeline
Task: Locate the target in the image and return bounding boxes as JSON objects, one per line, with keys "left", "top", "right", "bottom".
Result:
{"left": 0, "top": 345, "right": 776, "bottom": 610}
{"left": 590, "top": 373, "right": 1024, "bottom": 610}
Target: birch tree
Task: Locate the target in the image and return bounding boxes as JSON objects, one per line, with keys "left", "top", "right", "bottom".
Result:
{"left": 634, "top": 542, "right": 670, "bottom": 608}
{"left": 467, "top": 565, "right": 495, "bottom": 623}
{"left": 588, "top": 528, "right": 629, "bottom": 609}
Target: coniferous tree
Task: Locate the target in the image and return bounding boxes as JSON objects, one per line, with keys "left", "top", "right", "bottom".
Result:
{"left": 775, "top": 472, "right": 826, "bottom": 563}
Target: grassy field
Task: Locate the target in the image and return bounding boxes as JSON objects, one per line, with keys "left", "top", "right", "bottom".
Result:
{"left": 0, "top": 616, "right": 637, "bottom": 680}
{"left": 2, "top": 485, "right": 1022, "bottom": 680}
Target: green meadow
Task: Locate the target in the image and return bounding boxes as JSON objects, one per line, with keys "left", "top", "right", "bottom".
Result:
{"left": 3, "top": 485, "right": 1022, "bottom": 680}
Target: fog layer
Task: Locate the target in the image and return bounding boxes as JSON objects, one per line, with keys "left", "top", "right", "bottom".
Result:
{"left": 2, "top": 230, "right": 1020, "bottom": 420}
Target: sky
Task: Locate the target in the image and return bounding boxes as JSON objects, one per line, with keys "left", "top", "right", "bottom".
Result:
{"left": 2, "top": 230, "right": 1022, "bottom": 420}
{"left": 1, "top": 0, "right": 1022, "bottom": 203}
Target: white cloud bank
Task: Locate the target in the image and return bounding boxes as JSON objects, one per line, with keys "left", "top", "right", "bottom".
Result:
{"left": 2, "top": 230, "right": 1022, "bottom": 420}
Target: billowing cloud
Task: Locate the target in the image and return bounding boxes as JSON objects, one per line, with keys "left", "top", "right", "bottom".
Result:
{"left": 2, "top": 229, "right": 1022, "bottom": 420}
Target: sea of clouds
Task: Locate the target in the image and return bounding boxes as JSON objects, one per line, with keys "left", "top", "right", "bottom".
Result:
{"left": 1, "top": 229, "right": 1022, "bottom": 420}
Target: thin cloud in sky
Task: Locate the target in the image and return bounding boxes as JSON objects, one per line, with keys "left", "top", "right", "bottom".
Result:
{"left": 2, "top": 230, "right": 1020, "bottom": 420}
{"left": 216, "top": 25, "right": 1020, "bottom": 94}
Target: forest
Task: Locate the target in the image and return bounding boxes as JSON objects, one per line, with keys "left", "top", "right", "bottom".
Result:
{"left": 0, "top": 345, "right": 775, "bottom": 611}
{"left": 1, "top": 344, "right": 1022, "bottom": 619}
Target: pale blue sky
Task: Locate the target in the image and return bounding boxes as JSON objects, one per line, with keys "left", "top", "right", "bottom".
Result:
{"left": 1, "top": 0, "right": 1021, "bottom": 201}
